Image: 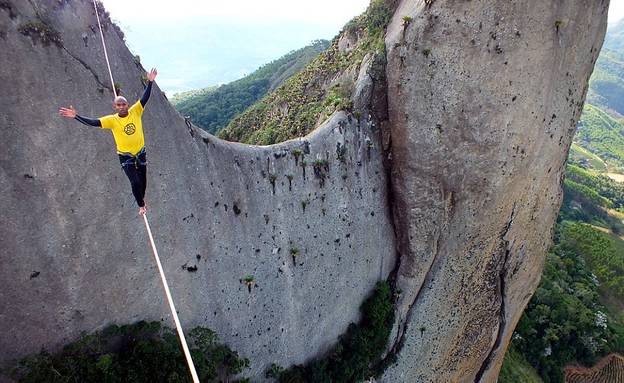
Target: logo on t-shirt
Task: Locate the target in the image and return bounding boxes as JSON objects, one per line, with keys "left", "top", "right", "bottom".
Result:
{"left": 124, "top": 123, "right": 136, "bottom": 135}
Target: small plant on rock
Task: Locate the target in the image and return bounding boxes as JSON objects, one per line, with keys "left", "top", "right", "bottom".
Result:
{"left": 292, "top": 149, "right": 303, "bottom": 165}
{"left": 290, "top": 247, "right": 300, "bottom": 265}
{"left": 269, "top": 173, "right": 278, "bottom": 193}
{"left": 313, "top": 159, "right": 330, "bottom": 187}
{"left": 301, "top": 160, "right": 307, "bottom": 179}
{"left": 18, "top": 19, "right": 62, "bottom": 47}
{"left": 286, "top": 174, "right": 294, "bottom": 191}
{"left": 243, "top": 275, "right": 255, "bottom": 293}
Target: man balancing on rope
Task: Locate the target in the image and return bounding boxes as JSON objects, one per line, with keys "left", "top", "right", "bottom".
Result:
{"left": 59, "top": 68, "right": 158, "bottom": 215}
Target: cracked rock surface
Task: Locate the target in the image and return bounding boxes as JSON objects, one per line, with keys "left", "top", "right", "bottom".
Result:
{"left": 382, "top": 0, "right": 607, "bottom": 381}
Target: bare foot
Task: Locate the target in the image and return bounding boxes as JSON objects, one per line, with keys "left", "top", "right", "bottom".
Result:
{"left": 139, "top": 205, "right": 147, "bottom": 215}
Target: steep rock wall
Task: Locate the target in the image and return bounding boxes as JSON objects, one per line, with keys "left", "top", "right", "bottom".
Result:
{"left": 0, "top": 0, "right": 396, "bottom": 379}
{"left": 383, "top": 0, "right": 608, "bottom": 381}
{"left": 0, "top": 0, "right": 610, "bottom": 381}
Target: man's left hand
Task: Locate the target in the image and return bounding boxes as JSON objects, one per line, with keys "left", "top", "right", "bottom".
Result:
{"left": 146, "top": 68, "right": 157, "bottom": 82}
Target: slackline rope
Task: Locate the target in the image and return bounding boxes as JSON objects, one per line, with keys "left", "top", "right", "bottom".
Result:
{"left": 143, "top": 214, "right": 200, "bottom": 383}
{"left": 91, "top": 2, "right": 199, "bottom": 382}
{"left": 92, "top": 0, "right": 117, "bottom": 98}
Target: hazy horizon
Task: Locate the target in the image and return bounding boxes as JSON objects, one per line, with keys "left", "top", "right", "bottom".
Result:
{"left": 100, "top": 0, "right": 624, "bottom": 96}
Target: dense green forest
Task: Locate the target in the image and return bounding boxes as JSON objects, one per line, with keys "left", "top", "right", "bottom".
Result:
{"left": 171, "top": 40, "right": 330, "bottom": 134}
{"left": 5, "top": 321, "right": 250, "bottom": 383}
{"left": 499, "top": 20, "right": 624, "bottom": 382}
{"left": 500, "top": 153, "right": 624, "bottom": 383}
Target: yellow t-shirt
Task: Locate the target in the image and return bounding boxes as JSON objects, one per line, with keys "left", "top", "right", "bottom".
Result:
{"left": 100, "top": 101, "right": 145, "bottom": 155}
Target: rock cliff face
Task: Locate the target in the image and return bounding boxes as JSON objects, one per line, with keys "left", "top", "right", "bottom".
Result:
{"left": 383, "top": 0, "right": 608, "bottom": 381}
{"left": 0, "top": 0, "right": 396, "bottom": 379}
{"left": 0, "top": 0, "right": 608, "bottom": 382}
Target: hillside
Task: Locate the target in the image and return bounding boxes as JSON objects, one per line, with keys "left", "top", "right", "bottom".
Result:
{"left": 565, "top": 354, "right": 624, "bottom": 383}
{"left": 502, "top": 163, "right": 624, "bottom": 383}
{"left": 170, "top": 40, "right": 330, "bottom": 134}
{"left": 499, "top": 21, "right": 624, "bottom": 383}
{"left": 575, "top": 104, "right": 624, "bottom": 172}
{"left": 587, "top": 48, "right": 624, "bottom": 116}
{"left": 604, "top": 19, "right": 624, "bottom": 52}
{"left": 217, "top": 1, "right": 391, "bottom": 145}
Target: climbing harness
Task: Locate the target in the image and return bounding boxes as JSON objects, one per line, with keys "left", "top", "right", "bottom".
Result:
{"left": 91, "top": 2, "right": 200, "bottom": 382}
{"left": 120, "top": 147, "right": 148, "bottom": 169}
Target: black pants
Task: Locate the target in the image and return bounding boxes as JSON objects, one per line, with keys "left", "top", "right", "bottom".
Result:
{"left": 119, "top": 149, "right": 147, "bottom": 207}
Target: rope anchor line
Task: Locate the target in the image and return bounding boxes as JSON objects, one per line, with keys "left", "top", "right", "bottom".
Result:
{"left": 143, "top": 214, "right": 200, "bottom": 383}
{"left": 92, "top": 0, "right": 117, "bottom": 98}
{"left": 91, "top": 1, "right": 199, "bottom": 381}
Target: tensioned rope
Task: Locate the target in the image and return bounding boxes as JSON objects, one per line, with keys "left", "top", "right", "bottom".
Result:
{"left": 143, "top": 214, "right": 200, "bottom": 383}
{"left": 91, "top": 2, "right": 199, "bottom": 382}
{"left": 92, "top": 0, "right": 117, "bottom": 98}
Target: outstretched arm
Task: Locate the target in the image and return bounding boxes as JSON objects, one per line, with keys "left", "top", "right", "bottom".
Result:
{"left": 59, "top": 105, "right": 101, "bottom": 127}
{"left": 140, "top": 68, "right": 158, "bottom": 107}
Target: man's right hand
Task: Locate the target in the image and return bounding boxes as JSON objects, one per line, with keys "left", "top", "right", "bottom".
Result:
{"left": 59, "top": 105, "right": 76, "bottom": 118}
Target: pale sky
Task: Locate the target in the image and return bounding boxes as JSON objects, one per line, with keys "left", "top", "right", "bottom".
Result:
{"left": 101, "top": 0, "right": 370, "bottom": 24}
{"left": 101, "top": 0, "right": 624, "bottom": 26}
{"left": 610, "top": 0, "right": 624, "bottom": 23}
{"left": 100, "top": 0, "right": 370, "bottom": 94}
{"left": 99, "top": 0, "right": 624, "bottom": 94}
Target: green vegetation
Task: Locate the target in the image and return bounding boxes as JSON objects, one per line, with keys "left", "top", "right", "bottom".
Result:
{"left": 554, "top": 20, "right": 563, "bottom": 31}
{"left": 506, "top": 25, "right": 624, "bottom": 378}
{"left": 243, "top": 275, "right": 255, "bottom": 293}
{"left": 217, "top": 42, "right": 353, "bottom": 145}
{"left": 568, "top": 143, "right": 609, "bottom": 172}
{"left": 507, "top": 110, "right": 624, "bottom": 382}
{"left": 564, "top": 165, "right": 624, "bottom": 209}
{"left": 266, "top": 281, "right": 396, "bottom": 383}
{"left": 344, "top": 0, "right": 394, "bottom": 44}
{"left": 575, "top": 104, "right": 624, "bottom": 172}
{"left": 587, "top": 48, "right": 624, "bottom": 116}
{"left": 511, "top": 223, "right": 624, "bottom": 383}
{"left": 559, "top": 165, "right": 624, "bottom": 233}
{"left": 507, "top": 139, "right": 624, "bottom": 382}
{"left": 323, "top": 79, "right": 355, "bottom": 114}
{"left": 312, "top": 159, "right": 330, "bottom": 187}
{"left": 217, "top": 0, "right": 392, "bottom": 145}
{"left": 498, "top": 348, "right": 543, "bottom": 383}
{"left": 170, "top": 0, "right": 393, "bottom": 145}
{"left": 7, "top": 321, "right": 249, "bottom": 383}
{"left": 269, "top": 173, "right": 278, "bottom": 192}
{"left": 18, "top": 19, "right": 62, "bottom": 47}
{"left": 171, "top": 40, "right": 330, "bottom": 134}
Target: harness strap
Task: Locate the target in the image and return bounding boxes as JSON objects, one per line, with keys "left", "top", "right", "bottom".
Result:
{"left": 120, "top": 147, "right": 147, "bottom": 169}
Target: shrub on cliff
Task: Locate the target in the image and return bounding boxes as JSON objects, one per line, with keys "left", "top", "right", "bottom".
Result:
{"left": 267, "top": 280, "right": 396, "bottom": 382}
{"left": 6, "top": 321, "right": 249, "bottom": 383}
